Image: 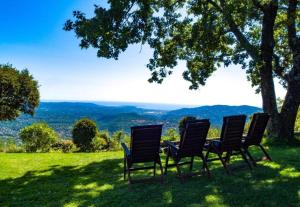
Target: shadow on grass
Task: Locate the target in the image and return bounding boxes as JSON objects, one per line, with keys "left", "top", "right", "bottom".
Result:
{"left": 0, "top": 153, "right": 299, "bottom": 207}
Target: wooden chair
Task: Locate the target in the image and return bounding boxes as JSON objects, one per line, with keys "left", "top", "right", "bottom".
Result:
{"left": 164, "top": 121, "right": 211, "bottom": 180}
{"left": 242, "top": 113, "right": 271, "bottom": 166}
{"left": 121, "top": 125, "right": 163, "bottom": 184}
{"left": 205, "top": 115, "right": 252, "bottom": 174}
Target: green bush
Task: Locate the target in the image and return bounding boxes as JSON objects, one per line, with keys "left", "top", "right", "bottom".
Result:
{"left": 92, "top": 132, "right": 109, "bottom": 152}
{"left": 52, "top": 140, "right": 76, "bottom": 153}
{"left": 91, "top": 130, "right": 128, "bottom": 152}
{"left": 0, "top": 139, "right": 4, "bottom": 152}
{"left": 162, "top": 128, "right": 180, "bottom": 141}
{"left": 72, "top": 118, "right": 97, "bottom": 151}
{"left": 207, "top": 127, "right": 221, "bottom": 138}
{"left": 110, "top": 130, "right": 127, "bottom": 150}
{"left": 19, "top": 123, "right": 58, "bottom": 152}
{"left": 0, "top": 137, "right": 25, "bottom": 153}
{"left": 295, "top": 109, "right": 300, "bottom": 132}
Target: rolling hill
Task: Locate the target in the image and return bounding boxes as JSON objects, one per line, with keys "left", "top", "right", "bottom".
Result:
{"left": 0, "top": 102, "right": 261, "bottom": 138}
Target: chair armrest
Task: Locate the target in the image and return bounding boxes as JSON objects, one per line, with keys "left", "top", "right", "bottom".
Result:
{"left": 164, "top": 140, "right": 179, "bottom": 151}
{"left": 206, "top": 137, "right": 220, "bottom": 144}
{"left": 121, "top": 142, "right": 130, "bottom": 157}
{"left": 207, "top": 137, "right": 220, "bottom": 141}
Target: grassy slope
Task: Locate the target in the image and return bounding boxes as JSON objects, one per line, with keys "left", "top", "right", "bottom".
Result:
{"left": 0, "top": 146, "right": 299, "bottom": 207}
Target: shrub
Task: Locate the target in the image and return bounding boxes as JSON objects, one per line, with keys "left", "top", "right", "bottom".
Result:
{"left": 178, "top": 116, "right": 197, "bottom": 136}
{"left": 19, "top": 123, "right": 58, "bottom": 152}
{"left": 72, "top": 118, "right": 97, "bottom": 151}
{"left": 0, "top": 137, "right": 25, "bottom": 153}
{"left": 295, "top": 109, "right": 300, "bottom": 132}
{"left": 0, "top": 139, "right": 4, "bottom": 152}
{"left": 52, "top": 140, "right": 76, "bottom": 153}
{"left": 207, "top": 127, "right": 221, "bottom": 138}
{"left": 110, "top": 130, "right": 127, "bottom": 150}
{"left": 92, "top": 132, "right": 109, "bottom": 152}
{"left": 162, "top": 128, "right": 180, "bottom": 141}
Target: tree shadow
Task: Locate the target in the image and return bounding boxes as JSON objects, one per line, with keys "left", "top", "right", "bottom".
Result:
{"left": 0, "top": 154, "right": 299, "bottom": 207}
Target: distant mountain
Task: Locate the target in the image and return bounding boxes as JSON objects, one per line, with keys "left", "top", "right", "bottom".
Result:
{"left": 163, "top": 105, "right": 261, "bottom": 127}
{"left": 0, "top": 102, "right": 261, "bottom": 138}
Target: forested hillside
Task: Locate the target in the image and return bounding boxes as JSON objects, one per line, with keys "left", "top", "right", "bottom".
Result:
{"left": 0, "top": 102, "right": 261, "bottom": 138}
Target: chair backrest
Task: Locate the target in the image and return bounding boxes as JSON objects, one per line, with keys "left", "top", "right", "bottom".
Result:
{"left": 178, "top": 121, "right": 210, "bottom": 158}
{"left": 220, "top": 115, "right": 246, "bottom": 150}
{"left": 244, "top": 113, "right": 270, "bottom": 146}
{"left": 130, "top": 125, "right": 163, "bottom": 163}
{"left": 180, "top": 118, "right": 210, "bottom": 139}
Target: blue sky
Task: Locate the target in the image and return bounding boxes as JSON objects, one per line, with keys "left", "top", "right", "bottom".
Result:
{"left": 0, "top": 0, "right": 286, "bottom": 107}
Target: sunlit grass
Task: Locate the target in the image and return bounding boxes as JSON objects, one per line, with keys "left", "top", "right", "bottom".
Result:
{"left": 0, "top": 146, "right": 299, "bottom": 207}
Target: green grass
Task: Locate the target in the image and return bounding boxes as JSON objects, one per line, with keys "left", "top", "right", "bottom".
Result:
{"left": 0, "top": 146, "right": 299, "bottom": 207}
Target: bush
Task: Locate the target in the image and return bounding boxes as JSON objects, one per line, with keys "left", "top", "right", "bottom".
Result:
{"left": 52, "top": 140, "right": 76, "bottom": 153}
{"left": 162, "top": 128, "right": 180, "bottom": 141}
{"left": 92, "top": 132, "right": 109, "bottom": 152}
{"left": 19, "top": 123, "right": 58, "bottom": 152}
{"left": 207, "top": 127, "right": 221, "bottom": 138}
{"left": 0, "top": 139, "right": 4, "bottom": 152}
{"left": 91, "top": 130, "right": 128, "bottom": 152}
{"left": 110, "top": 131, "right": 128, "bottom": 150}
{"left": 0, "top": 137, "right": 25, "bottom": 153}
{"left": 72, "top": 118, "right": 97, "bottom": 151}
{"left": 295, "top": 109, "right": 300, "bottom": 132}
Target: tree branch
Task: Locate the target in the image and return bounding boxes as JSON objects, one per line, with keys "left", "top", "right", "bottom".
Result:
{"left": 251, "top": 0, "right": 266, "bottom": 11}
{"left": 219, "top": 0, "right": 260, "bottom": 61}
{"left": 207, "top": 0, "right": 222, "bottom": 12}
{"left": 287, "top": 0, "right": 297, "bottom": 52}
{"left": 273, "top": 53, "right": 287, "bottom": 80}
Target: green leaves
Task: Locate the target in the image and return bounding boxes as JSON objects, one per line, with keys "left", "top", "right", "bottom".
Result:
{"left": 0, "top": 64, "right": 40, "bottom": 121}
{"left": 64, "top": 0, "right": 297, "bottom": 91}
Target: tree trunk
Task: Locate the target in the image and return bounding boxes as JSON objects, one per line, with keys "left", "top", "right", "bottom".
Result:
{"left": 259, "top": 2, "right": 280, "bottom": 138}
{"left": 279, "top": 44, "right": 300, "bottom": 142}
{"left": 279, "top": 86, "right": 299, "bottom": 143}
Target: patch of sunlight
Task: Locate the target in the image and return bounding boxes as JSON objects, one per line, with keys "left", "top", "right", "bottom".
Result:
{"left": 64, "top": 201, "right": 79, "bottom": 207}
{"left": 253, "top": 179, "right": 278, "bottom": 190}
{"left": 163, "top": 191, "right": 172, "bottom": 204}
{"left": 73, "top": 183, "right": 113, "bottom": 191}
{"left": 261, "top": 162, "right": 281, "bottom": 169}
{"left": 280, "top": 167, "right": 300, "bottom": 178}
{"left": 204, "top": 194, "right": 228, "bottom": 206}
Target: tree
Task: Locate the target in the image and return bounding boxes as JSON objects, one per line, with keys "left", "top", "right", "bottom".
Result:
{"left": 0, "top": 64, "right": 40, "bottom": 120}
{"left": 72, "top": 118, "right": 97, "bottom": 151}
{"left": 64, "top": 0, "right": 300, "bottom": 143}
{"left": 19, "top": 123, "right": 59, "bottom": 152}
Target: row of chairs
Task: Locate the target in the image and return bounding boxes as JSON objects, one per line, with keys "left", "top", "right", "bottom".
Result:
{"left": 121, "top": 113, "right": 272, "bottom": 183}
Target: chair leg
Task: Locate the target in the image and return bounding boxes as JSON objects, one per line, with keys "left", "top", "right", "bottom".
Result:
{"left": 244, "top": 147, "right": 257, "bottom": 167}
{"left": 201, "top": 153, "right": 210, "bottom": 177}
{"left": 164, "top": 147, "right": 170, "bottom": 175}
{"left": 128, "top": 168, "right": 132, "bottom": 184}
{"left": 157, "top": 159, "right": 164, "bottom": 182}
{"left": 175, "top": 161, "right": 183, "bottom": 182}
{"left": 123, "top": 155, "right": 127, "bottom": 180}
{"left": 225, "top": 151, "right": 232, "bottom": 163}
{"left": 205, "top": 147, "right": 210, "bottom": 162}
{"left": 259, "top": 144, "right": 272, "bottom": 161}
{"left": 217, "top": 152, "right": 230, "bottom": 175}
{"left": 240, "top": 149, "right": 253, "bottom": 170}
{"left": 189, "top": 156, "right": 194, "bottom": 171}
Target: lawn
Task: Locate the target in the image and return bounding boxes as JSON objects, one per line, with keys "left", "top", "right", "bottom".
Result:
{"left": 0, "top": 146, "right": 299, "bottom": 207}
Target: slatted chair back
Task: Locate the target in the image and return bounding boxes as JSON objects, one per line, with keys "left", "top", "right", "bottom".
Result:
{"left": 220, "top": 115, "right": 246, "bottom": 151}
{"left": 179, "top": 119, "right": 209, "bottom": 145}
{"left": 244, "top": 113, "right": 269, "bottom": 146}
{"left": 178, "top": 121, "right": 210, "bottom": 158}
{"left": 130, "top": 125, "right": 163, "bottom": 163}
